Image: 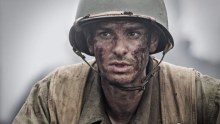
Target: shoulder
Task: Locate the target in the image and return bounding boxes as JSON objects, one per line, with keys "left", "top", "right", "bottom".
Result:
{"left": 30, "top": 60, "right": 96, "bottom": 99}
{"left": 158, "top": 61, "right": 195, "bottom": 81}
{"left": 13, "top": 61, "right": 96, "bottom": 123}
{"left": 196, "top": 71, "right": 220, "bottom": 123}
{"left": 159, "top": 61, "right": 194, "bottom": 72}
{"left": 197, "top": 72, "right": 220, "bottom": 88}
{"left": 196, "top": 72, "right": 220, "bottom": 103}
{"left": 54, "top": 60, "right": 95, "bottom": 75}
{"left": 42, "top": 60, "right": 95, "bottom": 84}
{"left": 196, "top": 71, "right": 220, "bottom": 101}
{"left": 45, "top": 60, "right": 96, "bottom": 93}
{"left": 51, "top": 60, "right": 94, "bottom": 80}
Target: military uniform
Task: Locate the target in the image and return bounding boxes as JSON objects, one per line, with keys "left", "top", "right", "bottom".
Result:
{"left": 13, "top": 58, "right": 220, "bottom": 124}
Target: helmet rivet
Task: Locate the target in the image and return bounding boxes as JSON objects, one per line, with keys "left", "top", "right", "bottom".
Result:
{"left": 123, "top": 11, "right": 133, "bottom": 15}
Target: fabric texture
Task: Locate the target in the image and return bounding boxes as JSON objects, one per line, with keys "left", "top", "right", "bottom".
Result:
{"left": 79, "top": 58, "right": 162, "bottom": 124}
{"left": 13, "top": 59, "right": 220, "bottom": 124}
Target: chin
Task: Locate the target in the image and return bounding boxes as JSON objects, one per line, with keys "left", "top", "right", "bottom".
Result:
{"left": 104, "top": 73, "right": 136, "bottom": 85}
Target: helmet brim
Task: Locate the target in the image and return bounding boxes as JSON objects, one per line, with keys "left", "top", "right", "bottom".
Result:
{"left": 69, "top": 15, "right": 174, "bottom": 56}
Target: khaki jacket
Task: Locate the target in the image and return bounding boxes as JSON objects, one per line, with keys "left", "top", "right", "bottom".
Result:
{"left": 13, "top": 60, "right": 220, "bottom": 124}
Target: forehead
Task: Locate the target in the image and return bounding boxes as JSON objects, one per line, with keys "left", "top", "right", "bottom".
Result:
{"left": 94, "top": 19, "right": 147, "bottom": 30}
{"left": 99, "top": 20, "right": 143, "bottom": 27}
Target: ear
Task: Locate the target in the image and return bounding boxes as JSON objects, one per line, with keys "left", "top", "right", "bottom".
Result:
{"left": 87, "top": 40, "right": 95, "bottom": 54}
{"left": 149, "top": 31, "right": 159, "bottom": 53}
{"left": 83, "top": 28, "right": 95, "bottom": 54}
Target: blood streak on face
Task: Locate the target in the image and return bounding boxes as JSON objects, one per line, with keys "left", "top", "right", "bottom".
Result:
{"left": 89, "top": 20, "right": 151, "bottom": 85}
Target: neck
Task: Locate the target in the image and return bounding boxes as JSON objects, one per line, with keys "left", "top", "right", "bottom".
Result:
{"left": 101, "top": 79, "right": 144, "bottom": 124}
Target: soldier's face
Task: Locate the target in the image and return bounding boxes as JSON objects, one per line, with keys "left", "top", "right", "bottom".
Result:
{"left": 89, "top": 20, "right": 153, "bottom": 85}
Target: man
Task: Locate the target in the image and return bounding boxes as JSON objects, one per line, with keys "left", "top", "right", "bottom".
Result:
{"left": 13, "top": 0, "right": 220, "bottom": 124}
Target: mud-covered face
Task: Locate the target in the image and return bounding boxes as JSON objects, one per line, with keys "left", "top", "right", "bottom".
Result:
{"left": 88, "top": 20, "right": 158, "bottom": 85}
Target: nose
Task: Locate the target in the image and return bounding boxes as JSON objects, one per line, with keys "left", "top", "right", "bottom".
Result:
{"left": 112, "top": 36, "right": 128, "bottom": 56}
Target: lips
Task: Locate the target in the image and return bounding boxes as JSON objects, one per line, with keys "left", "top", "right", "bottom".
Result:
{"left": 108, "top": 61, "right": 132, "bottom": 73}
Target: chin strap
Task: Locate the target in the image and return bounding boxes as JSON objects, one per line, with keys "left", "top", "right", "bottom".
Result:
{"left": 72, "top": 16, "right": 172, "bottom": 91}
{"left": 73, "top": 47, "right": 166, "bottom": 91}
{"left": 109, "top": 52, "right": 165, "bottom": 91}
{"left": 108, "top": 66, "right": 160, "bottom": 91}
{"left": 73, "top": 47, "right": 100, "bottom": 74}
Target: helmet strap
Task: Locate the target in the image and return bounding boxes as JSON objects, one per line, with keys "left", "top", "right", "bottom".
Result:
{"left": 73, "top": 47, "right": 100, "bottom": 74}
{"left": 73, "top": 47, "right": 166, "bottom": 91}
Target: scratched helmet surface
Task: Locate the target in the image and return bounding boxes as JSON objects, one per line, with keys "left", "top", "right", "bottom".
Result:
{"left": 69, "top": 0, "right": 174, "bottom": 56}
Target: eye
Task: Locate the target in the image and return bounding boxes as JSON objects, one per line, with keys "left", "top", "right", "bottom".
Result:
{"left": 99, "top": 32, "right": 112, "bottom": 39}
{"left": 127, "top": 31, "right": 141, "bottom": 39}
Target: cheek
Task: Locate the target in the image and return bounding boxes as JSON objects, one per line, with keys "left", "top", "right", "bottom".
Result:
{"left": 131, "top": 44, "right": 149, "bottom": 70}
{"left": 94, "top": 46, "right": 105, "bottom": 63}
{"left": 93, "top": 41, "right": 111, "bottom": 64}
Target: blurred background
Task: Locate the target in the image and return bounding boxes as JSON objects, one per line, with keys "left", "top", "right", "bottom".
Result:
{"left": 0, "top": 0, "right": 220, "bottom": 123}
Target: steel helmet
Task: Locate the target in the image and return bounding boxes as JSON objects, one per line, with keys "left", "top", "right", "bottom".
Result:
{"left": 69, "top": 0, "right": 174, "bottom": 56}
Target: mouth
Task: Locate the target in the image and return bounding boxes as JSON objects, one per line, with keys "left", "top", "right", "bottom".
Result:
{"left": 108, "top": 61, "right": 132, "bottom": 73}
